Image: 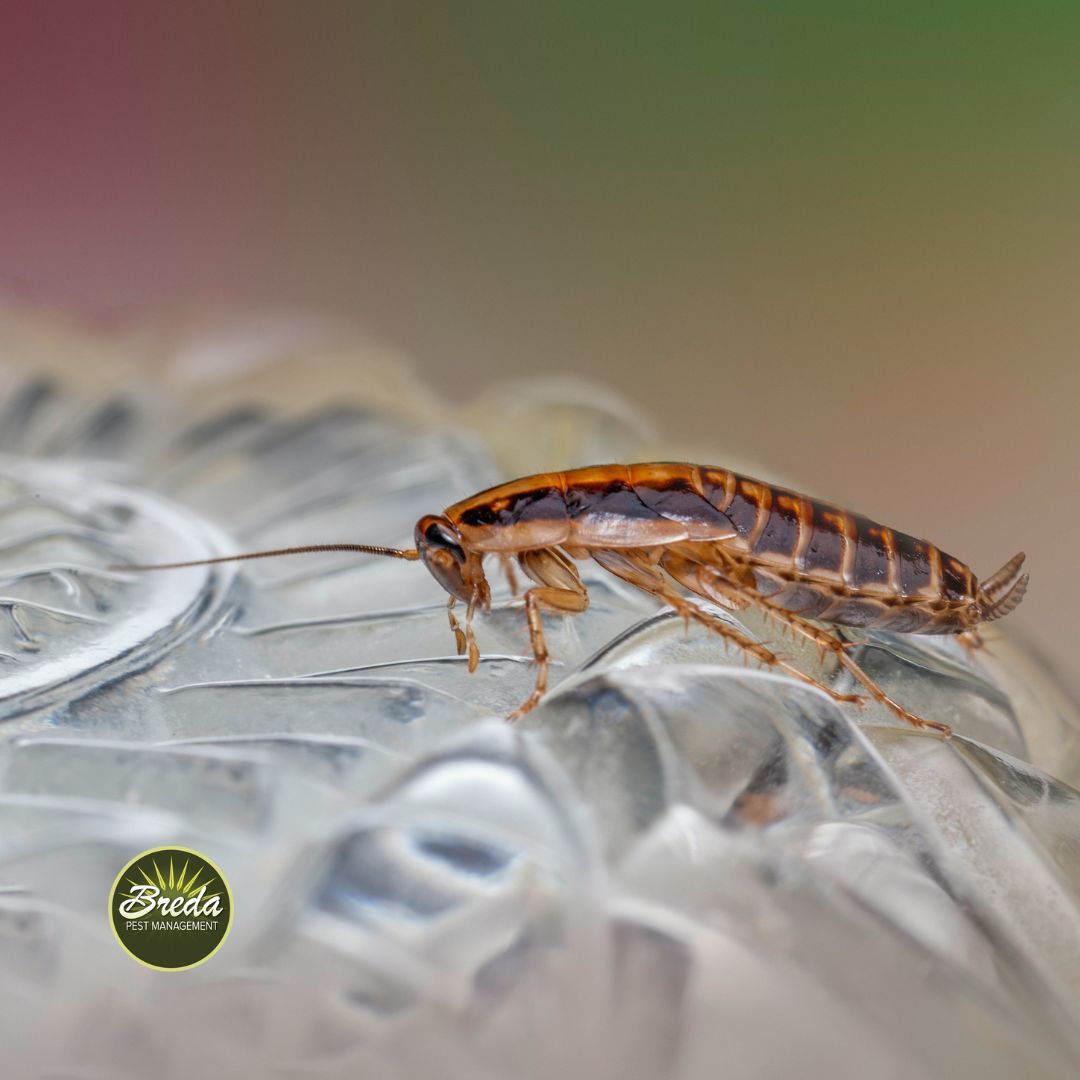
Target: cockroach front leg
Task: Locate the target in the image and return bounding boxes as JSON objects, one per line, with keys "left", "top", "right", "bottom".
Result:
{"left": 447, "top": 597, "right": 468, "bottom": 656}
{"left": 446, "top": 596, "right": 480, "bottom": 670}
{"left": 507, "top": 548, "right": 589, "bottom": 721}
{"left": 463, "top": 591, "right": 480, "bottom": 671}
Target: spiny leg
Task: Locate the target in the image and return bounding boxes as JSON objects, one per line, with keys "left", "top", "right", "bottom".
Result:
{"left": 594, "top": 548, "right": 862, "bottom": 708}
{"left": 681, "top": 600, "right": 863, "bottom": 705}
{"left": 773, "top": 605, "right": 951, "bottom": 737}
{"left": 694, "top": 570, "right": 953, "bottom": 738}
{"left": 507, "top": 548, "right": 589, "bottom": 721}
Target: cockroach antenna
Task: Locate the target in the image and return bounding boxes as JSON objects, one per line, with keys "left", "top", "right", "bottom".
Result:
{"left": 110, "top": 543, "right": 420, "bottom": 572}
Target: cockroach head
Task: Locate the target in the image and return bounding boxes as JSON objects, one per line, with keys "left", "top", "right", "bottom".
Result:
{"left": 414, "top": 515, "right": 474, "bottom": 602}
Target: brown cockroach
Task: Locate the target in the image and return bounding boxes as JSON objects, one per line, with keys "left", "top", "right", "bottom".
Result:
{"left": 120, "top": 462, "right": 1028, "bottom": 737}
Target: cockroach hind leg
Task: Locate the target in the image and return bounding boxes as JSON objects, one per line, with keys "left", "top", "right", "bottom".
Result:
{"left": 592, "top": 545, "right": 862, "bottom": 711}
{"left": 800, "top": 648, "right": 950, "bottom": 736}
{"left": 506, "top": 694, "right": 540, "bottom": 723}
{"left": 761, "top": 658, "right": 865, "bottom": 708}
{"left": 913, "top": 714, "right": 953, "bottom": 739}
{"left": 836, "top": 653, "right": 953, "bottom": 739}
{"left": 879, "top": 698, "right": 953, "bottom": 738}
{"left": 732, "top": 591, "right": 951, "bottom": 738}
{"left": 801, "top": 677, "right": 865, "bottom": 708}
{"left": 683, "top": 601, "right": 863, "bottom": 708}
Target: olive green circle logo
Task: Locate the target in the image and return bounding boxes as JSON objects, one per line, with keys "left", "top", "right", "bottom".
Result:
{"left": 109, "top": 846, "right": 232, "bottom": 970}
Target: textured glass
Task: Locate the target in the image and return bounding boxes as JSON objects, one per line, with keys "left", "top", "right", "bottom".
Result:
{"left": 0, "top": 316, "right": 1078, "bottom": 1079}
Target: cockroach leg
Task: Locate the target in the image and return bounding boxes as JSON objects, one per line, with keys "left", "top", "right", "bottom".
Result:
{"left": 689, "top": 604, "right": 864, "bottom": 707}
{"left": 507, "top": 548, "right": 589, "bottom": 720}
{"left": 446, "top": 597, "right": 468, "bottom": 657}
{"left": 594, "top": 548, "right": 863, "bottom": 709}
{"left": 464, "top": 591, "right": 481, "bottom": 672}
{"left": 447, "top": 595, "right": 479, "bottom": 669}
{"left": 740, "top": 594, "right": 953, "bottom": 738}
{"left": 664, "top": 550, "right": 951, "bottom": 736}
{"left": 498, "top": 554, "right": 520, "bottom": 596}
{"left": 507, "top": 585, "right": 589, "bottom": 720}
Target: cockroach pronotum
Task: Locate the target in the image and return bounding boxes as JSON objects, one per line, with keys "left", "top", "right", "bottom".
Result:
{"left": 118, "top": 462, "right": 1029, "bottom": 737}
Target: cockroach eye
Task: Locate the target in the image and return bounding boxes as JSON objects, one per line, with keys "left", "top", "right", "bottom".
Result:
{"left": 416, "top": 516, "right": 466, "bottom": 564}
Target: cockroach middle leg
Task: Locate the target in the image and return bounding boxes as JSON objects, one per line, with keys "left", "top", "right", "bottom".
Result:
{"left": 507, "top": 585, "right": 588, "bottom": 720}
{"left": 498, "top": 554, "right": 520, "bottom": 596}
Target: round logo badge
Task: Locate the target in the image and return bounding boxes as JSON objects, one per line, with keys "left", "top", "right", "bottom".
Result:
{"left": 109, "top": 846, "right": 233, "bottom": 970}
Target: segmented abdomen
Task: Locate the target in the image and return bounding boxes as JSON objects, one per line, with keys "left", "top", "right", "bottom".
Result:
{"left": 695, "top": 465, "right": 977, "bottom": 632}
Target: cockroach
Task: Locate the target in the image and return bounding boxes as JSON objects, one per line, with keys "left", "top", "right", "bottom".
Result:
{"left": 119, "top": 462, "right": 1028, "bottom": 737}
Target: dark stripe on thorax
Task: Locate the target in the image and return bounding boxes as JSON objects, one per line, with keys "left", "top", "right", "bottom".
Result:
{"left": 456, "top": 483, "right": 568, "bottom": 529}
{"left": 628, "top": 464, "right": 735, "bottom": 531}
{"left": 564, "top": 479, "right": 658, "bottom": 521}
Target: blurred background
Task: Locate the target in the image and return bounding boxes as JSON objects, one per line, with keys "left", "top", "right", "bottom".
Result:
{"left": 0, "top": 3, "right": 1075, "bottom": 684}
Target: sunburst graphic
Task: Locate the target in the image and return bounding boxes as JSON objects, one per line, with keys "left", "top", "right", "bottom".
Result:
{"left": 119, "top": 854, "right": 222, "bottom": 913}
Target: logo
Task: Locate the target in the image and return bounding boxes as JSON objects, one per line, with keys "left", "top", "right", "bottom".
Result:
{"left": 109, "top": 846, "right": 233, "bottom": 970}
